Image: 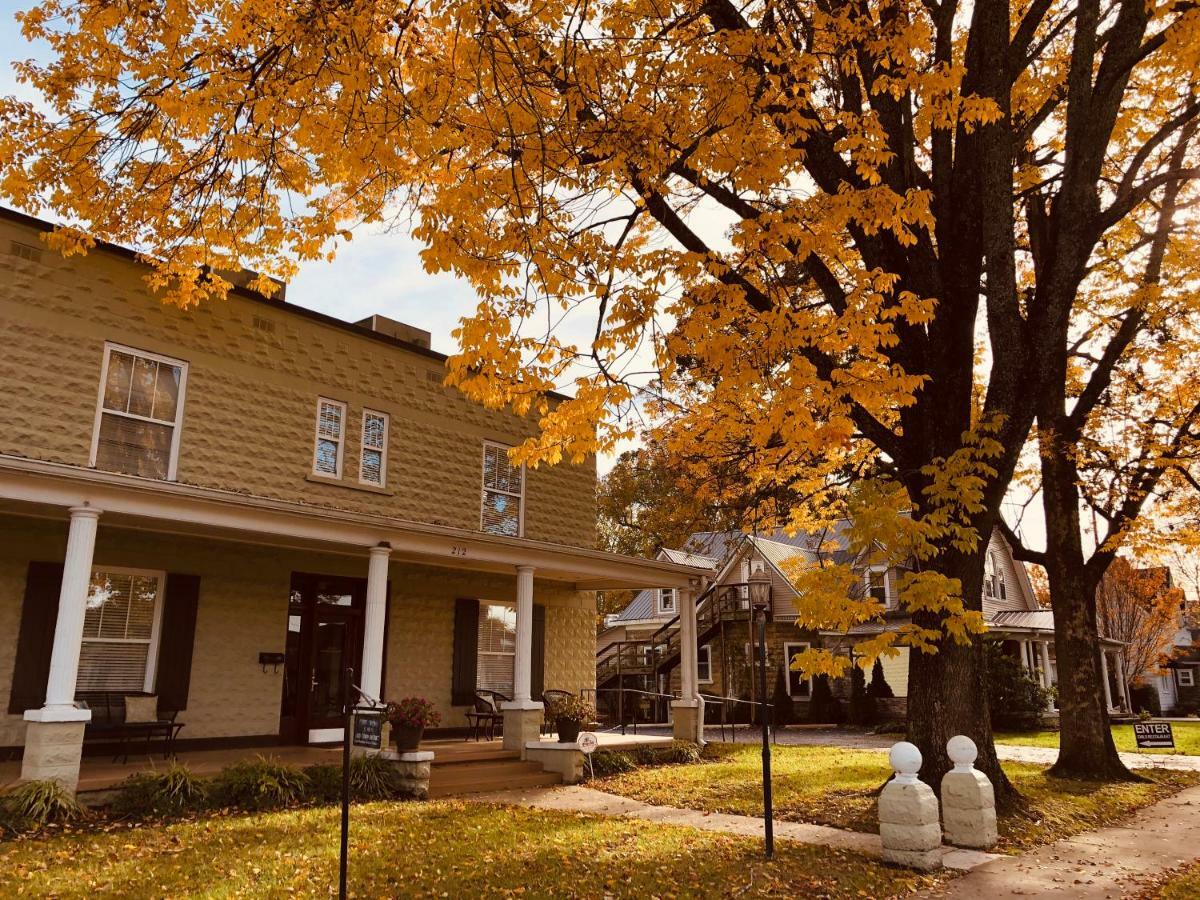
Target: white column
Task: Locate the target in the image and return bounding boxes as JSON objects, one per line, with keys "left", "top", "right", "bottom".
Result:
{"left": 1039, "top": 641, "right": 1053, "bottom": 689}
{"left": 679, "top": 587, "right": 699, "bottom": 702}
{"left": 512, "top": 565, "right": 536, "bottom": 705}
{"left": 1115, "top": 653, "right": 1132, "bottom": 712}
{"left": 31, "top": 507, "right": 101, "bottom": 719}
{"left": 359, "top": 544, "right": 391, "bottom": 704}
{"left": 1100, "top": 650, "right": 1114, "bottom": 711}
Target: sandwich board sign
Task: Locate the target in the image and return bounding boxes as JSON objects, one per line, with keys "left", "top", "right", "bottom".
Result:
{"left": 1133, "top": 721, "right": 1174, "bottom": 750}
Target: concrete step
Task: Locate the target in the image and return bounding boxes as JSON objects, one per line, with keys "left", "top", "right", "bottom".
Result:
{"left": 428, "top": 768, "right": 561, "bottom": 798}
{"left": 428, "top": 747, "right": 521, "bottom": 767}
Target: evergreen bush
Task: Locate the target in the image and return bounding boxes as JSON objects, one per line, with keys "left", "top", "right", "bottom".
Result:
{"left": 985, "top": 641, "right": 1052, "bottom": 730}
{"left": 807, "top": 674, "right": 842, "bottom": 723}
{"left": 868, "top": 658, "right": 895, "bottom": 699}
{"left": 209, "top": 756, "right": 311, "bottom": 811}
{"left": 848, "top": 664, "right": 877, "bottom": 725}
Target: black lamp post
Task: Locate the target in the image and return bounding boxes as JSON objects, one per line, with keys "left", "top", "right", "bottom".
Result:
{"left": 747, "top": 567, "right": 774, "bottom": 859}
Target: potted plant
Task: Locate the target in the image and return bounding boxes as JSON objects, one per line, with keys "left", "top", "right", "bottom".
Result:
{"left": 550, "top": 695, "right": 594, "bottom": 743}
{"left": 384, "top": 697, "right": 441, "bottom": 751}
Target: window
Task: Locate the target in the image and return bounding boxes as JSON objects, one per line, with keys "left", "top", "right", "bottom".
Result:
{"left": 697, "top": 645, "right": 712, "bottom": 684}
{"left": 658, "top": 588, "right": 676, "bottom": 616}
{"left": 984, "top": 552, "right": 1008, "bottom": 601}
{"left": 783, "top": 642, "right": 812, "bottom": 697}
{"left": 476, "top": 602, "right": 517, "bottom": 696}
{"left": 1179, "top": 668, "right": 1196, "bottom": 688}
{"left": 865, "top": 567, "right": 890, "bottom": 605}
{"left": 359, "top": 409, "right": 389, "bottom": 487}
{"left": 312, "top": 398, "right": 346, "bottom": 478}
{"left": 91, "top": 344, "right": 187, "bottom": 480}
{"left": 481, "top": 441, "right": 524, "bottom": 537}
{"left": 77, "top": 568, "right": 164, "bottom": 693}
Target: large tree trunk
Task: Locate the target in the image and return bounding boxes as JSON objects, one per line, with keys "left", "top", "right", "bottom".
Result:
{"left": 907, "top": 547, "right": 1018, "bottom": 806}
{"left": 1041, "top": 417, "right": 1136, "bottom": 781}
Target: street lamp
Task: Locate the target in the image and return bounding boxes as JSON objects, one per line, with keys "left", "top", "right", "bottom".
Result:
{"left": 747, "top": 566, "right": 774, "bottom": 859}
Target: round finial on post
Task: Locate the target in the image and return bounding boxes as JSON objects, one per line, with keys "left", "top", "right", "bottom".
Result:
{"left": 947, "top": 735, "right": 978, "bottom": 773}
{"left": 889, "top": 741, "right": 922, "bottom": 784}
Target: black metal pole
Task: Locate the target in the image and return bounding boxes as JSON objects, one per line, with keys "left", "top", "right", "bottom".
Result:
{"left": 756, "top": 610, "right": 774, "bottom": 858}
{"left": 339, "top": 666, "right": 353, "bottom": 900}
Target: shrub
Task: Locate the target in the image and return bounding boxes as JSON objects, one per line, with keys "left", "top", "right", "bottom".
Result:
{"left": 350, "top": 754, "right": 402, "bottom": 801}
{"left": 303, "top": 764, "right": 344, "bottom": 805}
{"left": 384, "top": 697, "right": 441, "bottom": 730}
{"left": 589, "top": 749, "right": 637, "bottom": 777}
{"left": 589, "top": 740, "right": 700, "bottom": 777}
{"left": 209, "top": 756, "right": 311, "bottom": 811}
{"left": 110, "top": 763, "right": 207, "bottom": 818}
{"left": 551, "top": 695, "right": 596, "bottom": 726}
{"left": 868, "top": 659, "right": 895, "bottom": 700}
{"left": 848, "top": 664, "right": 877, "bottom": 725}
{"left": 2, "top": 779, "right": 82, "bottom": 829}
{"left": 771, "top": 665, "right": 794, "bottom": 729}
{"left": 807, "top": 674, "right": 843, "bottom": 724}
{"left": 985, "top": 641, "right": 1052, "bottom": 730}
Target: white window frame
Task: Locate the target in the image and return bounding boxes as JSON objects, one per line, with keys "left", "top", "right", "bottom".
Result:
{"left": 312, "top": 397, "right": 347, "bottom": 479}
{"left": 1178, "top": 668, "right": 1196, "bottom": 688}
{"left": 476, "top": 601, "right": 517, "bottom": 696}
{"left": 358, "top": 408, "right": 389, "bottom": 487}
{"left": 783, "top": 641, "right": 812, "bottom": 698}
{"left": 865, "top": 566, "right": 891, "bottom": 607}
{"left": 89, "top": 342, "right": 189, "bottom": 481}
{"left": 697, "top": 644, "right": 713, "bottom": 684}
{"left": 657, "top": 588, "right": 677, "bottom": 616}
{"left": 79, "top": 566, "right": 166, "bottom": 693}
{"left": 481, "top": 440, "right": 525, "bottom": 537}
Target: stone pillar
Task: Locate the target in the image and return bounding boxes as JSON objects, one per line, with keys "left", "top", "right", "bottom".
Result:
{"left": 1100, "top": 650, "right": 1114, "bottom": 711}
{"left": 878, "top": 741, "right": 942, "bottom": 871}
{"left": 389, "top": 750, "right": 433, "bottom": 799}
{"left": 360, "top": 544, "right": 391, "bottom": 704}
{"left": 22, "top": 506, "right": 101, "bottom": 794}
{"left": 940, "top": 735, "right": 998, "bottom": 849}
{"left": 679, "top": 586, "right": 698, "bottom": 703}
{"left": 671, "top": 700, "right": 699, "bottom": 743}
{"left": 502, "top": 565, "right": 543, "bottom": 753}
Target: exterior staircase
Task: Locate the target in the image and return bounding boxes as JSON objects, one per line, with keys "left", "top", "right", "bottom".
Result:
{"left": 425, "top": 742, "right": 561, "bottom": 797}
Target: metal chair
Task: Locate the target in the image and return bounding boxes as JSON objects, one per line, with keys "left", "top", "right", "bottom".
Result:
{"left": 465, "top": 690, "right": 509, "bottom": 741}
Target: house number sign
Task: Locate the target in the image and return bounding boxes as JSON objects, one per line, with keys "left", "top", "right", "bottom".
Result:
{"left": 449, "top": 544, "right": 469, "bottom": 558}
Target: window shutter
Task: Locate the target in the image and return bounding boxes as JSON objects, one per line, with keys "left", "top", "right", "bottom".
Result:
{"left": 451, "top": 598, "right": 479, "bottom": 705}
{"left": 155, "top": 573, "right": 201, "bottom": 711}
{"left": 8, "top": 562, "right": 64, "bottom": 715}
{"left": 531, "top": 604, "right": 546, "bottom": 700}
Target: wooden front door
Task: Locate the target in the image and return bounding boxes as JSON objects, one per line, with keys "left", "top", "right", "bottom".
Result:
{"left": 278, "top": 573, "right": 365, "bottom": 744}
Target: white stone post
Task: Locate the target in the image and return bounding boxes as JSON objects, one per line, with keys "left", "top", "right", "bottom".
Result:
{"left": 672, "top": 585, "right": 702, "bottom": 743}
{"left": 1100, "top": 650, "right": 1114, "bottom": 711}
{"left": 359, "top": 544, "right": 391, "bottom": 705}
{"left": 22, "top": 506, "right": 100, "bottom": 793}
{"left": 1039, "top": 640, "right": 1055, "bottom": 710}
{"left": 502, "top": 565, "right": 543, "bottom": 754}
{"left": 940, "top": 736, "right": 998, "bottom": 849}
{"left": 878, "top": 741, "right": 942, "bottom": 871}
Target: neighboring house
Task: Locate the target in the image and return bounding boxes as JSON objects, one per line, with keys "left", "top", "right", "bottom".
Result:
{"left": 0, "top": 206, "right": 705, "bottom": 791}
{"left": 1153, "top": 612, "right": 1200, "bottom": 715}
{"left": 598, "top": 524, "right": 1130, "bottom": 722}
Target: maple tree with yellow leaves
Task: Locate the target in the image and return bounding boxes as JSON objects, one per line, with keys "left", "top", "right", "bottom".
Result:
{"left": 2, "top": 0, "right": 1198, "bottom": 792}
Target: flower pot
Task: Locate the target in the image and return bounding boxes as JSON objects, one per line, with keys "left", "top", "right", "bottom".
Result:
{"left": 556, "top": 717, "right": 582, "bottom": 743}
{"left": 392, "top": 724, "right": 424, "bottom": 751}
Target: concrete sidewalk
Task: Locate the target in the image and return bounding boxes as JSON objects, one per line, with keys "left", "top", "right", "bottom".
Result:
{"left": 473, "top": 784, "right": 998, "bottom": 871}
{"left": 917, "top": 785, "right": 1200, "bottom": 898}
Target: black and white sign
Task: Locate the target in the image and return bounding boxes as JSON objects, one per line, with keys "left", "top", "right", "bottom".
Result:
{"left": 1133, "top": 721, "right": 1174, "bottom": 749}
{"left": 352, "top": 712, "right": 383, "bottom": 750}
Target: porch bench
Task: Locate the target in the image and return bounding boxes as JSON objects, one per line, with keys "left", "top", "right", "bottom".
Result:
{"left": 77, "top": 692, "right": 184, "bottom": 762}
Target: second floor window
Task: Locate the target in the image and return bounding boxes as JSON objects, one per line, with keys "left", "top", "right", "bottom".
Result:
{"left": 92, "top": 343, "right": 188, "bottom": 481}
{"left": 658, "top": 588, "right": 676, "bottom": 615}
{"left": 481, "top": 441, "right": 524, "bottom": 536}
{"left": 984, "top": 552, "right": 1008, "bottom": 601}
{"left": 865, "top": 567, "right": 889, "bottom": 605}
{"left": 312, "top": 398, "right": 346, "bottom": 478}
{"left": 359, "top": 410, "right": 389, "bottom": 487}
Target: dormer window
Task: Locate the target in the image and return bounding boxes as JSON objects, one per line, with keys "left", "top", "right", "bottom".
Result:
{"left": 865, "top": 566, "right": 890, "bottom": 606}
{"left": 658, "top": 588, "right": 677, "bottom": 616}
{"left": 984, "top": 552, "right": 1007, "bottom": 601}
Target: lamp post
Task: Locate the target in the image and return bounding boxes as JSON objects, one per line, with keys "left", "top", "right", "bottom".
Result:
{"left": 747, "top": 566, "right": 774, "bottom": 858}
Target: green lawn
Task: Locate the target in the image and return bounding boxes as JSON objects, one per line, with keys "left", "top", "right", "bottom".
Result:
{"left": 0, "top": 799, "right": 943, "bottom": 898}
{"left": 596, "top": 744, "right": 1200, "bottom": 852}
{"left": 995, "top": 722, "right": 1200, "bottom": 756}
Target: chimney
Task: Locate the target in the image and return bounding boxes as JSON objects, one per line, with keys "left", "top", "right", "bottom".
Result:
{"left": 355, "top": 314, "right": 432, "bottom": 349}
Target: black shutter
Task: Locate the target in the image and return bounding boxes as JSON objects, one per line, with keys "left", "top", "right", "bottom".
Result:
{"left": 155, "top": 573, "right": 201, "bottom": 712}
{"left": 531, "top": 604, "right": 546, "bottom": 700}
{"left": 451, "top": 598, "right": 479, "bottom": 705}
{"left": 8, "top": 562, "right": 64, "bottom": 714}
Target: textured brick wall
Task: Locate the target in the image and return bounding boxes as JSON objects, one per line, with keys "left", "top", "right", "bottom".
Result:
{"left": 0, "top": 515, "right": 597, "bottom": 747}
{"left": 0, "top": 215, "right": 596, "bottom": 549}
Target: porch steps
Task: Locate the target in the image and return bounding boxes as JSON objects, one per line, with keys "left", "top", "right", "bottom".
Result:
{"left": 427, "top": 746, "right": 561, "bottom": 797}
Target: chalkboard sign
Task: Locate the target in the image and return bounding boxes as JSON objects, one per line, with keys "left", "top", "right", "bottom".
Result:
{"left": 352, "top": 712, "right": 383, "bottom": 750}
{"left": 1133, "top": 721, "right": 1174, "bottom": 749}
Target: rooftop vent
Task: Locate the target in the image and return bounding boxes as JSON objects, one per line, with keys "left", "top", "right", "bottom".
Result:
{"left": 356, "top": 314, "right": 432, "bottom": 349}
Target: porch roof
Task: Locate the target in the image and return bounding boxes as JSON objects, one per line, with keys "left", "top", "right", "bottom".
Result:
{"left": 0, "top": 455, "right": 708, "bottom": 591}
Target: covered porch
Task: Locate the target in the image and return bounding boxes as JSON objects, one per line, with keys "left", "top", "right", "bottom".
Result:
{"left": 0, "top": 455, "right": 707, "bottom": 794}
